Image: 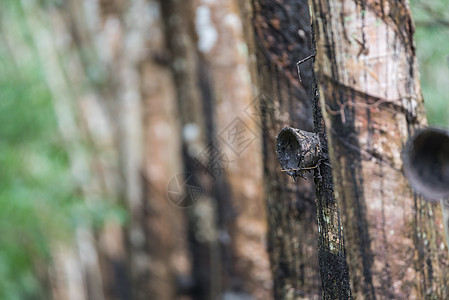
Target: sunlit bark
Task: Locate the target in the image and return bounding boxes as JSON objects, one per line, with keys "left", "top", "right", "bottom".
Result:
{"left": 309, "top": 0, "right": 449, "bottom": 298}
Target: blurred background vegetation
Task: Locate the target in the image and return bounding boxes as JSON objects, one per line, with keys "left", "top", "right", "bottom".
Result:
{"left": 0, "top": 3, "right": 69, "bottom": 298}
{"left": 0, "top": 0, "right": 447, "bottom": 299}
{"left": 0, "top": 2, "right": 126, "bottom": 299}
{"left": 411, "top": 0, "right": 449, "bottom": 126}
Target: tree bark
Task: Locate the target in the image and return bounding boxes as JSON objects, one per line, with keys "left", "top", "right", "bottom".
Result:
{"left": 66, "top": 0, "right": 188, "bottom": 298}
{"left": 308, "top": 0, "right": 449, "bottom": 298}
{"left": 160, "top": 1, "right": 221, "bottom": 298}
{"left": 20, "top": 2, "right": 109, "bottom": 298}
{"left": 192, "top": 0, "right": 272, "bottom": 298}
{"left": 162, "top": 0, "right": 275, "bottom": 298}
{"left": 239, "top": 0, "right": 323, "bottom": 298}
{"left": 310, "top": 20, "right": 353, "bottom": 299}
{"left": 22, "top": 0, "right": 188, "bottom": 299}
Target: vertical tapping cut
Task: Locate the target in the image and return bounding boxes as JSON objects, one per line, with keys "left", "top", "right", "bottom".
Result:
{"left": 276, "top": 127, "right": 321, "bottom": 179}
{"left": 404, "top": 127, "right": 449, "bottom": 201}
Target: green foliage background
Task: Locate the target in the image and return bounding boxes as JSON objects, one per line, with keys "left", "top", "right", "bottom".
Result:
{"left": 412, "top": 0, "right": 449, "bottom": 127}
{"left": 0, "top": 0, "right": 447, "bottom": 299}
{"left": 0, "top": 2, "right": 126, "bottom": 299}
{"left": 0, "top": 5, "right": 66, "bottom": 300}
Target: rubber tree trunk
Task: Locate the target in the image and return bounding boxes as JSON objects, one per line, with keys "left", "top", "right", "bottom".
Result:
{"left": 68, "top": 0, "right": 188, "bottom": 298}
{"left": 22, "top": 0, "right": 188, "bottom": 299}
{"left": 238, "top": 0, "right": 322, "bottom": 298}
{"left": 309, "top": 30, "right": 353, "bottom": 297}
{"left": 243, "top": 0, "right": 352, "bottom": 298}
{"left": 308, "top": 0, "right": 449, "bottom": 298}
{"left": 160, "top": 1, "right": 221, "bottom": 298}
{"left": 162, "top": 0, "right": 273, "bottom": 298}
{"left": 191, "top": 0, "right": 272, "bottom": 298}
{"left": 20, "top": 2, "right": 112, "bottom": 299}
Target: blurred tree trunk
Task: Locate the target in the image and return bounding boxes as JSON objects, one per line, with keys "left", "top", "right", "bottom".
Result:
{"left": 22, "top": 0, "right": 188, "bottom": 299}
{"left": 238, "top": 0, "right": 325, "bottom": 298}
{"left": 160, "top": 1, "right": 221, "bottom": 298}
{"left": 24, "top": 0, "right": 274, "bottom": 298}
{"left": 81, "top": 1, "right": 189, "bottom": 298}
{"left": 191, "top": 0, "right": 272, "bottom": 298}
{"left": 309, "top": 0, "right": 449, "bottom": 298}
{"left": 138, "top": 5, "right": 189, "bottom": 298}
{"left": 20, "top": 2, "right": 108, "bottom": 298}
{"left": 161, "top": 0, "right": 272, "bottom": 298}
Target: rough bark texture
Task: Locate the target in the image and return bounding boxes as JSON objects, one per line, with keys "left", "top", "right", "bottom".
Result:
{"left": 310, "top": 51, "right": 352, "bottom": 298}
{"left": 239, "top": 0, "right": 322, "bottom": 298}
{"left": 309, "top": 0, "right": 449, "bottom": 298}
{"left": 241, "top": 0, "right": 353, "bottom": 298}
